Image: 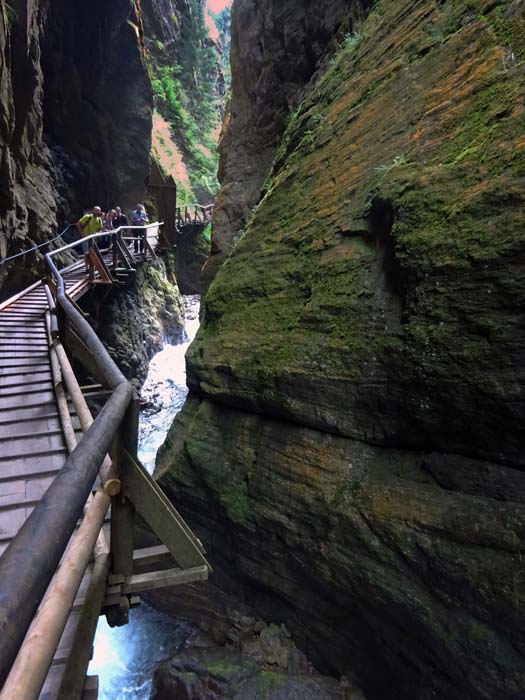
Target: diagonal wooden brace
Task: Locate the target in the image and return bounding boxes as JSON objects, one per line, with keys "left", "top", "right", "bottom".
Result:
{"left": 121, "top": 448, "right": 211, "bottom": 571}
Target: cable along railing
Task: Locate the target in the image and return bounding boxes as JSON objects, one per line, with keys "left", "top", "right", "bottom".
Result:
{"left": 0, "top": 224, "right": 211, "bottom": 700}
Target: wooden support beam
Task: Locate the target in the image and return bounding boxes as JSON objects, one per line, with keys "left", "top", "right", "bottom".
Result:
{"left": 45, "top": 313, "right": 77, "bottom": 455}
{"left": 103, "top": 565, "right": 208, "bottom": 607}
{"left": 121, "top": 448, "right": 211, "bottom": 571}
{"left": 93, "top": 243, "right": 114, "bottom": 282}
{"left": 109, "top": 400, "right": 139, "bottom": 584}
{"left": 132, "top": 545, "right": 172, "bottom": 574}
{"left": 144, "top": 236, "right": 157, "bottom": 260}
{"left": 85, "top": 248, "right": 112, "bottom": 285}
{"left": 116, "top": 236, "right": 134, "bottom": 269}
{"left": 57, "top": 548, "right": 110, "bottom": 700}
{"left": 82, "top": 676, "right": 99, "bottom": 700}
{"left": 0, "top": 489, "right": 111, "bottom": 700}
{"left": 53, "top": 338, "right": 120, "bottom": 496}
{"left": 109, "top": 494, "right": 135, "bottom": 580}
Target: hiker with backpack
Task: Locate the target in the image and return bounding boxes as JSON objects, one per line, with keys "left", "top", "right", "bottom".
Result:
{"left": 75, "top": 206, "right": 104, "bottom": 270}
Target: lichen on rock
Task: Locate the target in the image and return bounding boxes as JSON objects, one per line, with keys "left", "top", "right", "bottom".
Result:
{"left": 150, "top": 647, "right": 353, "bottom": 700}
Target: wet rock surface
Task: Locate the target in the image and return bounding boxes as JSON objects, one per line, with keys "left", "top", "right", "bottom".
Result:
{"left": 175, "top": 225, "right": 211, "bottom": 295}
{"left": 151, "top": 647, "right": 361, "bottom": 700}
{"left": 96, "top": 257, "right": 184, "bottom": 383}
{"left": 156, "top": 1, "right": 525, "bottom": 699}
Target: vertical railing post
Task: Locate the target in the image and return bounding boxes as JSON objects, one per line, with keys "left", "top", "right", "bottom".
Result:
{"left": 108, "top": 395, "right": 139, "bottom": 626}
{"left": 112, "top": 233, "right": 118, "bottom": 272}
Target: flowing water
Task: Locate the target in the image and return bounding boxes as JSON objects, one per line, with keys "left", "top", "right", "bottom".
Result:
{"left": 89, "top": 295, "right": 201, "bottom": 700}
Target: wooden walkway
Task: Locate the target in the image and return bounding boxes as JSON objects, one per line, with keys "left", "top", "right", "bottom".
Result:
{"left": 0, "top": 254, "right": 133, "bottom": 699}
{"left": 0, "top": 229, "right": 210, "bottom": 700}
{"left": 0, "top": 260, "right": 97, "bottom": 556}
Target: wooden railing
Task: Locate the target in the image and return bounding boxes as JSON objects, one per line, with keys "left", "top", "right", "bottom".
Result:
{"left": 175, "top": 203, "right": 213, "bottom": 229}
{"left": 0, "top": 222, "right": 210, "bottom": 699}
{"left": 0, "top": 234, "right": 136, "bottom": 694}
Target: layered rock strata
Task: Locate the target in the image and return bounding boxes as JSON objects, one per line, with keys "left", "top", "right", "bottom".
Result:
{"left": 157, "top": 1, "right": 525, "bottom": 699}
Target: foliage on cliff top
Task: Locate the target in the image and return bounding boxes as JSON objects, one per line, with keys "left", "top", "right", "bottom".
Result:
{"left": 145, "top": 0, "right": 224, "bottom": 202}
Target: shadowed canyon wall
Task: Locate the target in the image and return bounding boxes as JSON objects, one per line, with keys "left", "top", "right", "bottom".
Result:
{"left": 0, "top": 0, "right": 152, "bottom": 296}
{"left": 156, "top": 1, "right": 525, "bottom": 699}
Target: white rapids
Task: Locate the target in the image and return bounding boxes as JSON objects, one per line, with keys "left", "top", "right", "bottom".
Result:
{"left": 89, "top": 295, "right": 201, "bottom": 699}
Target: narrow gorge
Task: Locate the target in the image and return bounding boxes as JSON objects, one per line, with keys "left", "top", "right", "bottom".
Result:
{"left": 156, "top": 1, "right": 525, "bottom": 699}
{"left": 0, "top": 1, "right": 524, "bottom": 700}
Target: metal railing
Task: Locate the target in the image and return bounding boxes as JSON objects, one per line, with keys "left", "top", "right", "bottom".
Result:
{"left": 0, "top": 224, "right": 73, "bottom": 266}
{"left": 0, "top": 223, "right": 162, "bottom": 696}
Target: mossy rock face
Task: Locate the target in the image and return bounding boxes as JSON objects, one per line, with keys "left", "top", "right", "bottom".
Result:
{"left": 150, "top": 647, "right": 342, "bottom": 700}
{"left": 97, "top": 257, "right": 184, "bottom": 382}
{"left": 157, "top": 397, "right": 525, "bottom": 700}
{"left": 157, "top": 2, "right": 525, "bottom": 699}
{"left": 175, "top": 223, "right": 211, "bottom": 294}
{"left": 190, "top": 0, "right": 525, "bottom": 465}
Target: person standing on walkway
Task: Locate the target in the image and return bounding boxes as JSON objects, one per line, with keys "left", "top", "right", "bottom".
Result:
{"left": 112, "top": 206, "right": 129, "bottom": 254}
{"left": 130, "top": 203, "right": 149, "bottom": 253}
{"left": 75, "top": 206, "right": 104, "bottom": 270}
{"left": 114, "top": 206, "right": 128, "bottom": 230}
{"left": 103, "top": 210, "right": 117, "bottom": 248}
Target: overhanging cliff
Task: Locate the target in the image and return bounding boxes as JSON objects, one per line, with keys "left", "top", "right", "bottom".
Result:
{"left": 156, "top": 1, "right": 525, "bottom": 699}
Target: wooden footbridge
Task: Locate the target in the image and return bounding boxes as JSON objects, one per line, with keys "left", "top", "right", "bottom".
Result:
{"left": 175, "top": 203, "right": 213, "bottom": 230}
{"left": 0, "top": 224, "right": 211, "bottom": 700}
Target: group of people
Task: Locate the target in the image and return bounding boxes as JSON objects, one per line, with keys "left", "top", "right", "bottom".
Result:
{"left": 75, "top": 204, "right": 149, "bottom": 256}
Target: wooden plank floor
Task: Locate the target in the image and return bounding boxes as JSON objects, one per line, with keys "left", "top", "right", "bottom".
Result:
{"left": 0, "top": 244, "right": 151, "bottom": 699}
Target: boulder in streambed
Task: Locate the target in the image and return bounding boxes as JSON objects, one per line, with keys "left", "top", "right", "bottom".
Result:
{"left": 150, "top": 647, "right": 364, "bottom": 700}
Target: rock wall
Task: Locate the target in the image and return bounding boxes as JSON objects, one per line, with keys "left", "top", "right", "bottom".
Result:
{"left": 0, "top": 0, "right": 152, "bottom": 297}
{"left": 206, "top": 0, "right": 370, "bottom": 284}
{"left": 96, "top": 256, "right": 184, "bottom": 383}
{"left": 142, "top": 0, "right": 225, "bottom": 203}
{"left": 157, "top": 1, "right": 525, "bottom": 699}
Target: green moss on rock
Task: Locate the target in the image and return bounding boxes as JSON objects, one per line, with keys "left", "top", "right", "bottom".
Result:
{"left": 188, "top": 0, "right": 525, "bottom": 464}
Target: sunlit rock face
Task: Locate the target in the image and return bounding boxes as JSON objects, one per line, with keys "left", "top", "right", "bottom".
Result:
{"left": 157, "top": 1, "right": 525, "bottom": 699}
{"left": 0, "top": 0, "right": 151, "bottom": 296}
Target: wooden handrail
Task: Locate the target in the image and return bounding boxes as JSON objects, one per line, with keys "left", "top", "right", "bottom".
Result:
{"left": 0, "top": 218, "right": 209, "bottom": 695}
{"left": 46, "top": 222, "right": 163, "bottom": 259}
{"left": 0, "top": 232, "right": 145, "bottom": 687}
{"left": 175, "top": 204, "right": 213, "bottom": 230}
{"left": 0, "top": 382, "right": 132, "bottom": 688}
